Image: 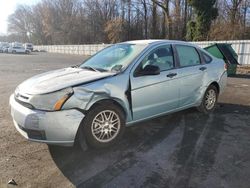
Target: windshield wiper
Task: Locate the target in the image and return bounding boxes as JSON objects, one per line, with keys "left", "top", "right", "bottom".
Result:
{"left": 111, "top": 64, "right": 123, "bottom": 72}
{"left": 81, "top": 66, "right": 100, "bottom": 72}
{"left": 71, "top": 64, "right": 80, "bottom": 68}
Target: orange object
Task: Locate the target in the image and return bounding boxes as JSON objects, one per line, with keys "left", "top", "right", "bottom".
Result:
{"left": 54, "top": 94, "right": 70, "bottom": 110}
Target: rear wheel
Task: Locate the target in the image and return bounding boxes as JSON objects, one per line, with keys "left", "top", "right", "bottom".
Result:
{"left": 80, "top": 102, "right": 125, "bottom": 149}
{"left": 197, "top": 85, "right": 218, "bottom": 114}
{"left": 12, "top": 50, "right": 16, "bottom": 54}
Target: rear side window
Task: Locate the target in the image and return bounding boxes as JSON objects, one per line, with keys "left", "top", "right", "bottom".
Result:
{"left": 176, "top": 45, "right": 201, "bottom": 67}
{"left": 201, "top": 51, "right": 212, "bottom": 63}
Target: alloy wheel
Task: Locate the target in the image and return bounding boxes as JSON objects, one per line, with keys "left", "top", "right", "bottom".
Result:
{"left": 205, "top": 89, "right": 216, "bottom": 110}
{"left": 91, "top": 110, "right": 121, "bottom": 143}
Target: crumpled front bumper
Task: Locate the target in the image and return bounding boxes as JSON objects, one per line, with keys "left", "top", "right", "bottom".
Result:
{"left": 9, "top": 94, "right": 85, "bottom": 146}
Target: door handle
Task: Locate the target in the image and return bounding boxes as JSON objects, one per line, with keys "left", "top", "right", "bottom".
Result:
{"left": 199, "top": 67, "right": 207, "bottom": 71}
{"left": 166, "top": 73, "right": 177, "bottom": 78}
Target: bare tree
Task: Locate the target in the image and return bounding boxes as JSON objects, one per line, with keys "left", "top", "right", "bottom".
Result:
{"left": 151, "top": 1, "right": 158, "bottom": 38}
{"left": 8, "top": 5, "right": 33, "bottom": 41}
{"left": 152, "top": 0, "right": 173, "bottom": 39}
{"left": 6, "top": 0, "right": 250, "bottom": 44}
{"left": 141, "top": 0, "right": 148, "bottom": 38}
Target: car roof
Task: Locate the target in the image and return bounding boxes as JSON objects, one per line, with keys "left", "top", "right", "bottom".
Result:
{"left": 121, "top": 39, "right": 197, "bottom": 47}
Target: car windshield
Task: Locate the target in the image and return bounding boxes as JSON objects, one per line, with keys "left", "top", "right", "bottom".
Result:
{"left": 80, "top": 43, "right": 147, "bottom": 72}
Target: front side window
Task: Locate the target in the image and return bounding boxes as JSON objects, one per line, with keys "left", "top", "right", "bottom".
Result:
{"left": 140, "top": 45, "right": 174, "bottom": 72}
{"left": 176, "top": 45, "right": 201, "bottom": 67}
{"left": 80, "top": 44, "right": 147, "bottom": 72}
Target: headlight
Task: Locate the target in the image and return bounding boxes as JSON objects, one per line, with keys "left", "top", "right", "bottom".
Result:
{"left": 14, "top": 87, "right": 20, "bottom": 97}
{"left": 29, "top": 88, "right": 73, "bottom": 111}
{"left": 53, "top": 92, "right": 73, "bottom": 111}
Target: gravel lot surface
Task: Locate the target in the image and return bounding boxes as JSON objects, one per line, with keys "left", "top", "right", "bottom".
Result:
{"left": 0, "top": 52, "right": 250, "bottom": 188}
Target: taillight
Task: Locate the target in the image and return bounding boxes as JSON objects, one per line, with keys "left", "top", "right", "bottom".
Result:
{"left": 224, "top": 63, "right": 228, "bottom": 71}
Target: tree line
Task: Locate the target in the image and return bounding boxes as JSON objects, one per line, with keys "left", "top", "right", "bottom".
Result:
{"left": 1, "top": 0, "right": 250, "bottom": 44}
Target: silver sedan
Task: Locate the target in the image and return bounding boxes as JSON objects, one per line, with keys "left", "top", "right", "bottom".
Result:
{"left": 10, "top": 40, "right": 227, "bottom": 149}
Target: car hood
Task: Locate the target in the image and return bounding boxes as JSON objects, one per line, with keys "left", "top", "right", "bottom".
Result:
{"left": 18, "top": 67, "right": 115, "bottom": 95}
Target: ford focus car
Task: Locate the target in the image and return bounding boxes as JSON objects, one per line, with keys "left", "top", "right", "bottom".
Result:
{"left": 9, "top": 40, "right": 227, "bottom": 149}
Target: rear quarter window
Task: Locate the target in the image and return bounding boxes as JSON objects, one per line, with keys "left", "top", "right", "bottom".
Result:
{"left": 201, "top": 51, "right": 213, "bottom": 64}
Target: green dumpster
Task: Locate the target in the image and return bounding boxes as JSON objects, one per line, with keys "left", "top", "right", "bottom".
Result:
{"left": 204, "top": 43, "right": 239, "bottom": 76}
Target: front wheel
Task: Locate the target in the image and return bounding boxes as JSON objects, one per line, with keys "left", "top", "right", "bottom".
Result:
{"left": 197, "top": 85, "right": 218, "bottom": 114}
{"left": 80, "top": 102, "right": 125, "bottom": 149}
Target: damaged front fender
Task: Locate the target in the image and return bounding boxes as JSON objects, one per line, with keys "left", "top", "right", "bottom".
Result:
{"left": 63, "top": 74, "right": 132, "bottom": 122}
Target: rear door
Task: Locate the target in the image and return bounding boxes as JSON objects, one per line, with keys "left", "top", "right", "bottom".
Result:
{"left": 174, "top": 45, "right": 207, "bottom": 107}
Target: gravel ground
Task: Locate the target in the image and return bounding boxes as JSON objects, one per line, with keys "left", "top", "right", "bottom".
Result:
{"left": 0, "top": 52, "right": 250, "bottom": 188}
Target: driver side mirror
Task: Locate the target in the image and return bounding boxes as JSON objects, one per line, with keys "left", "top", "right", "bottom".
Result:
{"left": 136, "top": 65, "right": 160, "bottom": 77}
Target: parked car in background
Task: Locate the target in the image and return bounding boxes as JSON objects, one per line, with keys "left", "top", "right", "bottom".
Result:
{"left": 0, "top": 42, "right": 10, "bottom": 53}
{"left": 8, "top": 46, "right": 30, "bottom": 54}
{"left": 0, "top": 42, "right": 4, "bottom": 52}
{"left": 10, "top": 40, "right": 227, "bottom": 150}
{"left": 11, "top": 42, "right": 23, "bottom": 48}
{"left": 24, "top": 43, "right": 33, "bottom": 51}
{"left": 3, "top": 46, "right": 10, "bottom": 53}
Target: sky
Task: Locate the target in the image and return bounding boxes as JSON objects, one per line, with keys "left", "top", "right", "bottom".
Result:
{"left": 0, "top": 0, "right": 40, "bottom": 35}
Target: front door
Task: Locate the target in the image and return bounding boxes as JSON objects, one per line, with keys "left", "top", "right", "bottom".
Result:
{"left": 130, "top": 45, "right": 179, "bottom": 121}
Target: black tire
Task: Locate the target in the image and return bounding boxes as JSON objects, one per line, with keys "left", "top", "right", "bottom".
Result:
{"left": 12, "top": 50, "right": 16, "bottom": 54}
{"left": 197, "top": 85, "right": 218, "bottom": 114}
{"left": 80, "top": 102, "right": 125, "bottom": 149}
